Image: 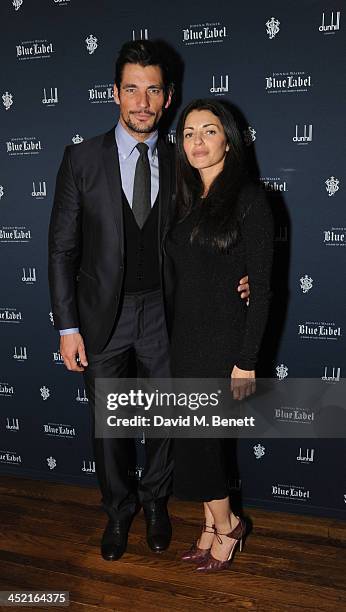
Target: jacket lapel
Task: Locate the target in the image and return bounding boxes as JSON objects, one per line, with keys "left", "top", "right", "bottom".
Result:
{"left": 102, "top": 128, "right": 124, "bottom": 256}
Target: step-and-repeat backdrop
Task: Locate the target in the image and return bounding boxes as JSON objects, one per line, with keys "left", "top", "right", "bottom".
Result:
{"left": 0, "top": 0, "right": 345, "bottom": 518}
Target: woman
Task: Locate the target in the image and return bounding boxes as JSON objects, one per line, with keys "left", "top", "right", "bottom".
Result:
{"left": 166, "top": 99, "right": 273, "bottom": 572}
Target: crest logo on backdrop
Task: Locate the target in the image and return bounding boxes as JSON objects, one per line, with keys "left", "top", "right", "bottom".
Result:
{"left": 253, "top": 443, "right": 266, "bottom": 459}
{"left": 276, "top": 364, "right": 288, "bottom": 380}
{"left": 72, "top": 134, "right": 84, "bottom": 144}
{"left": 47, "top": 457, "right": 57, "bottom": 470}
{"left": 243, "top": 126, "right": 256, "bottom": 146}
{"left": 2, "top": 92, "right": 13, "bottom": 111}
{"left": 40, "top": 386, "right": 50, "bottom": 401}
{"left": 85, "top": 34, "right": 98, "bottom": 54}
{"left": 325, "top": 176, "right": 340, "bottom": 197}
{"left": 0, "top": 186, "right": 4, "bottom": 199}
{"left": 300, "top": 275, "right": 313, "bottom": 294}
{"left": 13, "top": 0, "right": 23, "bottom": 10}
{"left": 266, "top": 17, "right": 280, "bottom": 39}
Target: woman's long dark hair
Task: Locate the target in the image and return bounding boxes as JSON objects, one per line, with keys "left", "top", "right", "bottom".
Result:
{"left": 175, "top": 99, "right": 248, "bottom": 251}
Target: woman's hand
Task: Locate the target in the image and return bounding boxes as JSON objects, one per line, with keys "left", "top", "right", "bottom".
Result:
{"left": 230, "top": 365, "right": 256, "bottom": 400}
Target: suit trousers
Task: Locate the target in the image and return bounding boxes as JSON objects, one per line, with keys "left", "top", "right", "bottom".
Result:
{"left": 83, "top": 289, "right": 173, "bottom": 520}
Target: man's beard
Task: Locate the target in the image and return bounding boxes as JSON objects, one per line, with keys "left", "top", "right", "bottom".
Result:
{"left": 123, "top": 111, "right": 159, "bottom": 134}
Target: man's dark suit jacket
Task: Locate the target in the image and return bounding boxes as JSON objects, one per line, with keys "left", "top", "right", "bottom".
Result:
{"left": 48, "top": 127, "right": 175, "bottom": 353}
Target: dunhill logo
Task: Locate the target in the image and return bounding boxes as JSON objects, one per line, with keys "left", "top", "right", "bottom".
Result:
{"left": 22, "top": 267, "right": 36, "bottom": 283}
{"left": 167, "top": 130, "right": 176, "bottom": 144}
{"left": 319, "top": 11, "right": 341, "bottom": 33}
{"left": 322, "top": 366, "right": 341, "bottom": 382}
{"left": 132, "top": 29, "right": 149, "bottom": 40}
{"left": 32, "top": 181, "right": 46, "bottom": 198}
{"left": 82, "top": 460, "right": 95, "bottom": 473}
{"left": 297, "top": 448, "right": 314, "bottom": 463}
{"left": 293, "top": 124, "right": 313, "bottom": 144}
{"left": 76, "top": 388, "right": 88, "bottom": 403}
{"left": 210, "top": 75, "right": 229, "bottom": 95}
{"left": 42, "top": 87, "right": 58, "bottom": 105}
{"left": 13, "top": 346, "right": 27, "bottom": 361}
{"left": 6, "top": 418, "right": 20, "bottom": 431}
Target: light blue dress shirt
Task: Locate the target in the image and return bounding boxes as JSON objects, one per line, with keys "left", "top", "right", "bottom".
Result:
{"left": 60, "top": 122, "right": 159, "bottom": 336}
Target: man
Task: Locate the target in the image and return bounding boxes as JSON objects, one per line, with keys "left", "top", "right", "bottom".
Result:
{"left": 48, "top": 40, "right": 249, "bottom": 561}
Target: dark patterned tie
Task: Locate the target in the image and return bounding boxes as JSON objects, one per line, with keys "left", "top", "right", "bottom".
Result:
{"left": 132, "top": 142, "right": 151, "bottom": 229}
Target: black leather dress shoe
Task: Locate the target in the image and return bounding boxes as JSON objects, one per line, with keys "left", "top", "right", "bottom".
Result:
{"left": 143, "top": 498, "right": 172, "bottom": 553}
{"left": 101, "top": 516, "right": 132, "bottom": 561}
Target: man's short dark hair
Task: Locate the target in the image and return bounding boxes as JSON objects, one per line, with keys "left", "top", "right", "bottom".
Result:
{"left": 114, "top": 40, "right": 174, "bottom": 103}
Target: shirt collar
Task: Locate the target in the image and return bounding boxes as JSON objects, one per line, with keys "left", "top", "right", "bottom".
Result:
{"left": 115, "top": 121, "right": 158, "bottom": 161}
